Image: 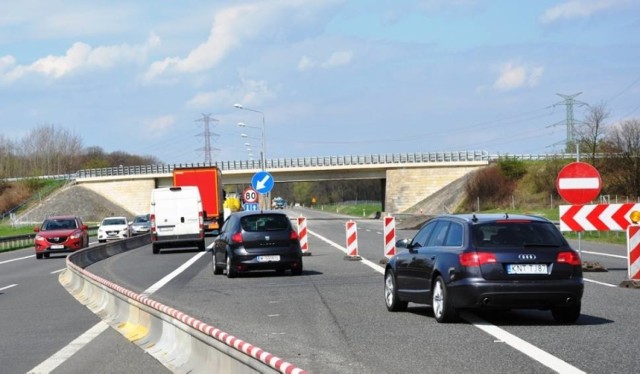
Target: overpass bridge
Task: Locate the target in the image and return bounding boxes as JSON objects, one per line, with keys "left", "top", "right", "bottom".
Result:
{"left": 20, "top": 150, "right": 575, "bottom": 221}
{"left": 71, "top": 151, "right": 492, "bottom": 216}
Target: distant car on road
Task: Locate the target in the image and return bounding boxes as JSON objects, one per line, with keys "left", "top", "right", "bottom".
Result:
{"left": 34, "top": 215, "right": 89, "bottom": 259}
{"left": 212, "top": 210, "right": 303, "bottom": 278}
{"left": 130, "top": 214, "right": 151, "bottom": 236}
{"left": 97, "top": 216, "right": 131, "bottom": 243}
{"left": 272, "top": 197, "right": 286, "bottom": 209}
{"left": 384, "top": 213, "right": 584, "bottom": 323}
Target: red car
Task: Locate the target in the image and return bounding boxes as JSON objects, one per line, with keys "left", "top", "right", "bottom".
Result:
{"left": 34, "top": 215, "right": 89, "bottom": 259}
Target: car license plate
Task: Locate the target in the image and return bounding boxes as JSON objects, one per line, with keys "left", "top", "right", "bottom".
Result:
{"left": 257, "top": 255, "right": 280, "bottom": 262}
{"left": 50, "top": 244, "right": 64, "bottom": 249}
{"left": 158, "top": 227, "right": 172, "bottom": 232}
{"left": 507, "top": 264, "right": 548, "bottom": 274}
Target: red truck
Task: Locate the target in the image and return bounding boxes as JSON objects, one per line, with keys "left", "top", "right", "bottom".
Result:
{"left": 173, "top": 166, "right": 224, "bottom": 234}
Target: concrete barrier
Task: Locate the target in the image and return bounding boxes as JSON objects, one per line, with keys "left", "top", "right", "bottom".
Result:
{"left": 59, "top": 235, "right": 307, "bottom": 374}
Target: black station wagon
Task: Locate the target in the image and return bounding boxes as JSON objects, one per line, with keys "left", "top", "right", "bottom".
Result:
{"left": 384, "top": 213, "right": 584, "bottom": 323}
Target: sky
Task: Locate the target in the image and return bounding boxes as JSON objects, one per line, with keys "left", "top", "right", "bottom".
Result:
{"left": 1, "top": 0, "right": 640, "bottom": 166}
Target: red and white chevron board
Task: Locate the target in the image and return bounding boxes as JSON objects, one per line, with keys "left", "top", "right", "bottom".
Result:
{"left": 627, "top": 225, "right": 640, "bottom": 280}
{"left": 559, "top": 203, "right": 640, "bottom": 232}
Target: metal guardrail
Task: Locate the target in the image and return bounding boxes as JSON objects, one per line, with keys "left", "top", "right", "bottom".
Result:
{"left": 0, "top": 227, "right": 99, "bottom": 252}
{"left": 75, "top": 151, "right": 581, "bottom": 179}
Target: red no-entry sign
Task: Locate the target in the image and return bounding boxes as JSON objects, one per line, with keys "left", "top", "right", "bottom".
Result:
{"left": 556, "top": 162, "right": 601, "bottom": 205}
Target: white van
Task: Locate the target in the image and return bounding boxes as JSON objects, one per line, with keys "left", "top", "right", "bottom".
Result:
{"left": 150, "top": 186, "right": 206, "bottom": 254}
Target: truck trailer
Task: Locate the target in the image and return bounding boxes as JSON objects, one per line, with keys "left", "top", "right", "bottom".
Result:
{"left": 173, "top": 166, "right": 224, "bottom": 234}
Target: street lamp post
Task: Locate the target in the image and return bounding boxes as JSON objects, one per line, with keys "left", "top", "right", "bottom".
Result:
{"left": 235, "top": 104, "right": 268, "bottom": 209}
{"left": 234, "top": 104, "right": 266, "bottom": 171}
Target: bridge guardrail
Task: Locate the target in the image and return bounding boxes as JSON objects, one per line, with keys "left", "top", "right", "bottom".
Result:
{"left": 74, "top": 151, "right": 582, "bottom": 179}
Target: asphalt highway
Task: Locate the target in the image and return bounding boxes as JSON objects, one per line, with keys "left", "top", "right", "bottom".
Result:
{"left": 2, "top": 208, "right": 640, "bottom": 373}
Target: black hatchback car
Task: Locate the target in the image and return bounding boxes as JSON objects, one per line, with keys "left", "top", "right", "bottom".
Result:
{"left": 213, "top": 210, "right": 303, "bottom": 278}
{"left": 384, "top": 213, "right": 583, "bottom": 323}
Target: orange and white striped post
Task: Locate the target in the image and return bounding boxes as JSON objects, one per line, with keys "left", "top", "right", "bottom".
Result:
{"left": 627, "top": 224, "right": 640, "bottom": 281}
{"left": 383, "top": 215, "right": 396, "bottom": 259}
{"left": 297, "top": 216, "right": 311, "bottom": 256}
{"left": 345, "top": 220, "right": 361, "bottom": 260}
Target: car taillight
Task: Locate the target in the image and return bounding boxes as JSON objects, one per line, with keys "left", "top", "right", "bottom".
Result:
{"left": 231, "top": 232, "right": 243, "bottom": 244}
{"left": 290, "top": 230, "right": 299, "bottom": 240}
{"left": 460, "top": 252, "right": 497, "bottom": 267}
{"left": 150, "top": 214, "right": 156, "bottom": 233}
{"left": 557, "top": 251, "right": 581, "bottom": 266}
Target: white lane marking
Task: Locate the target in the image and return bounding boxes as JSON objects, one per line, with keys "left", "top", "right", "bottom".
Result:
{"left": 29, "top": 244, "right": 211, "bottom": 373}
{"left": 140, "top": 251, "right": 208, "bottom": 297}
{"left": 584, "top": 278, "right": 617, "bottom": 287}
{"left": 1, "top": 284, "right": 17, "bottom": 291}
{"left": 461, "top": 312, "right": 585, "bottom": 374}
{"left": 308, "top": 229, "right": 384, "bottom": 274}
{"left": 0, "top": 255, "right": 34, "bottom": 264}
{"left": 27, "top": 322, "right": 110, "bottom": 374}
{"left": 51, "top": 268, "right": 66, "bottom": 274}
{"left": 581, "top": 250, "right": 626, "bottom": 259}
{"left": 307, "top": 229, "right": 586, "bottom": 374}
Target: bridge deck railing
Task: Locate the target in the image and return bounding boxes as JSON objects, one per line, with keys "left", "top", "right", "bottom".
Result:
{"left": 52, "top": 151, "right": 581, "bottom": 179}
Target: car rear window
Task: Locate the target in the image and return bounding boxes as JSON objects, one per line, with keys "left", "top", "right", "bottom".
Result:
{"left": 473, "top": 221, "right": 565, "bottom": 248}
{"left": 240, "top": 215, "right": 290, "bottom": 232}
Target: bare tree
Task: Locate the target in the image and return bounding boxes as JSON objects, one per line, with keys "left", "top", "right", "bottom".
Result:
{"left": 603, "top": 118, "right": 640, "bottom": 196}
{"left": 577, "top": 102, "right": 609, "bottom": 166}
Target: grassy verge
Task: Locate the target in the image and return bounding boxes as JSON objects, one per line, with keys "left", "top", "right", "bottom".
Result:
{"left": 311, "top": 202, "right": 383, "bottom": 218}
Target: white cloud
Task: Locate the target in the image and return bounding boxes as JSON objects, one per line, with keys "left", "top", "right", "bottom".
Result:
{"left": 492, "top": 61, "right": 544, "bottom": 91}
{"left": 297, "top": 50, "right": 353, "bottom": 71}
{"left": 1, "top": 33, "right": 160, "bottom": 83}
{"left": 144, "top": 115, "right": 176, "bottom": 133}
{"left": 297, "top": 56, "right": 315, "bottom": 71}
{"left": 321, "top": 51, "right": 353, "bottom": 68}
{"left": 0, "top": 55, "right": 16, "bottom": 72}
{"left": 539, "top": 0, "right": 632, "bottom": 24}
{"left": 144, "top": 0, "right": 340, "bottom": 81}
{"left": 186, "top": 77, "right": 276, "bottom": 109}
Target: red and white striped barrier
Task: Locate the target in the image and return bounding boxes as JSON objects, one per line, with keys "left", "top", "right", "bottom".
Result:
{"left": 345, "top": 220, "right": 359, "bottom": 258}
{"left": 383, "top": 215, "right": 396, "bottom": 259}
{"left": 297, "top": 216, "right": 310, "bottom": 255}
{"left": 627, "top": 225, "right": 640, "bottom": 281}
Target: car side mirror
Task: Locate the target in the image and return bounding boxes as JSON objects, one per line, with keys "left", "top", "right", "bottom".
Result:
{"left": 81, "top": 224, "right": 88, "bottom": 230}
{"left": 34, "top": 227, "right": 40, "bottom": 232}
{"left": 396, "top": 238, "right": 411, "bottom": 249}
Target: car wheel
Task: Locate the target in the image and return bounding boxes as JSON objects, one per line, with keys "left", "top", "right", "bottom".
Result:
{"left": 432, "top": 276, "right": 457, "bottom": 323}
{"left": 291, "top": 262, "right": 303, "bottom": 276}
{"left": 212, "top": 252, "right": 223, "bottom": 275}
{"left": 384, "top": 269, "right": 408, "bottom": 312}
{"left": 197, "top": 240, "right": 206, "bottom": 252}
{"left": 226, "top": 255, "right": 236, "bottom": 278}
{"left": 152, "top": 243, "right": 160, "bottom": 254}
{"left": 551, "top": 303, "right": 581, "bottom": 324}
{"left": 35, "top": 252, "right": 43, "bottom": 260}
{"left": 98, "top": 240, "right": 105, "bottom": 243}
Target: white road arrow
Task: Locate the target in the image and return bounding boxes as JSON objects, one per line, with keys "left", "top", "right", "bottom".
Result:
{"left": 256, "top": 174, "right": 271, "bottom": 190}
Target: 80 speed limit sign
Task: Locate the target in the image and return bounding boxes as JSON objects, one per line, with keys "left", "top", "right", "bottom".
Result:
{"left": 243, "top": 187, "right": 259, "bottom": 203}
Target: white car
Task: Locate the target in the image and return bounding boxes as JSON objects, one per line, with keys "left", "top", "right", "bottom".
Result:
{"left": 97, "top": 216, "right": 131, "bottom": 243}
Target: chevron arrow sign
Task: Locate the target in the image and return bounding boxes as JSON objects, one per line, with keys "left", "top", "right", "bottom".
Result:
{"left": 559, "top": 203, "right": 640, "bottom": 232}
